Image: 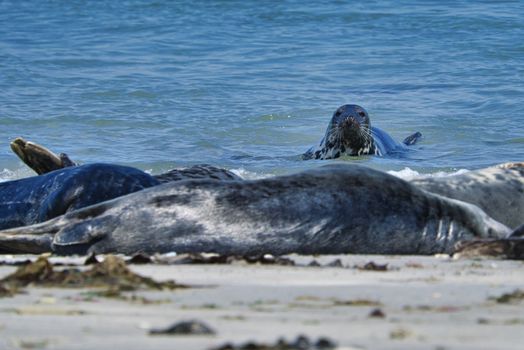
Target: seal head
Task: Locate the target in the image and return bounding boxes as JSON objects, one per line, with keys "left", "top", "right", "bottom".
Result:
{"left": 305, "top": 105, "right": 375, "bottom": 160}
{"left": 303, "top": 104, "right": 422, "bottom": 160}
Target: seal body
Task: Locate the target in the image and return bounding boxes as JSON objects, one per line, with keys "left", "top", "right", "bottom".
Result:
{"left": 303, "top": 104, "right": 421, "bottom": 160}
{"left": 0, "top": 164, "right": 510, "bottom": 256}
{"left": 0, "top": 163, "right": 159, "bottom": 230}
{"left": 411, "top": 162, "right": 524, "bottom": 229}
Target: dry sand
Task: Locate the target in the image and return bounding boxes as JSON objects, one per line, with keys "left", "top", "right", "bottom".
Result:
{"left": 0, "top": 254, "right": 523, "bottom": 350}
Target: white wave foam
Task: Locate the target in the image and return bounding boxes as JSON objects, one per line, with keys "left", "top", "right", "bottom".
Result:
{"left": 388, "top": 167, "right": 469, "bottom": 181}
{"left": 230, "top": 168, "right": 268, "bottom": 180}
{"left": 0, "top": 167, "right": 36, "bottom": 183}
{"left": 0, "top": 168, "right": 16, "bottom": 183}
{"left": 234, "top": 167, "right": 471, "bottom": 182}
{"left": 0, "top": 165, "right": 471, "bottom": 184}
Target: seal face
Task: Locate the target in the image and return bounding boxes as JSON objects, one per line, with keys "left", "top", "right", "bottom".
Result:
{"left": 303, "top": 104, "right": 421, "bottom": 160}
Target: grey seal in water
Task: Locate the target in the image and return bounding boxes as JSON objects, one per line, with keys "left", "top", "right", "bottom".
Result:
{"left": 303, "top": 104, "right": 421, "bottom": 160}
{"left": 0, "top": 163, "right": 514, "bottom": 256}
{"left": 411, "top": 162, "right": 524, "bottom": 229}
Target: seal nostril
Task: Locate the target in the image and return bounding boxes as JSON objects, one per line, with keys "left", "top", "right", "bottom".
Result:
{"left": 341, "top": 117, "right": 358, "bottom": 130}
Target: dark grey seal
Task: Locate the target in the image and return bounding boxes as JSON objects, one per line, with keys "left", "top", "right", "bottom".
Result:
{"left": 0, "top": 163, "right": 160, "bottom": 230}
{"left": 0, "top": 162, "right": 240, "bottom": 232}
{"left": 303, "top": 104, "right": 421, "bottom": 160}
{"left": 0, "top": 164, "right": 513, "bottom": 256}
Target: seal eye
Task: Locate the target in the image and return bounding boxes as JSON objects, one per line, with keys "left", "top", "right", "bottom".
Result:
{"left": 358, "top": 111, "right": 366, "bottom": 117}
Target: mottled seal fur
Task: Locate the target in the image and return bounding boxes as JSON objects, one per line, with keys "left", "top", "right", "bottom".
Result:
{"left": 411, "top": 162, "right": 524, "bottom": 229}
{"left": 303, "top": 104, "right": 421, "bottom": 160}
{"left": 0, "top": 164, "right": 512, "bottom": 256}
{"left": 155, "top": 165, "right": 241, "bottom": 183}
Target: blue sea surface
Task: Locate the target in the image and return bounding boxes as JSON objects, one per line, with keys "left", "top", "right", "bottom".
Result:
{"left": 1, "top": 0, "right": 523, "bottom": 180}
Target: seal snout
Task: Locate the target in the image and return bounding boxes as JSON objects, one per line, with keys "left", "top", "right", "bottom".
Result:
{"left": 341, "top": 116, "right": 359, "bottom": 129}
{"left": 340, "top": 117, "right": 362, "bottom": 139}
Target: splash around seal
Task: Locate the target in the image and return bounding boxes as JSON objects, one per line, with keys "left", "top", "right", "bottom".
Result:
{"left": 303, "top": 104, "right": 422, "bottom": 160}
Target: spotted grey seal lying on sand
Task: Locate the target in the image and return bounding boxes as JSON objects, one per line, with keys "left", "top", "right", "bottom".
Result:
{"left": 303, "top": 104, "right": 422, "bottom": 160}
{"left": 412, "top": 162, "right": 524, "bottom": 229}
{"left": 0, "top": 163, "right": 517, "bottom": 256}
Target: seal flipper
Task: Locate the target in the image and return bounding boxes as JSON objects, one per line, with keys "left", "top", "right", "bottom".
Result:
{"left": 0, "top": 202, "right": 113, "bottom": 255}
{"left": 301, "top": 147, "right": 314, "bottom": 160}
{"left": 51, "top": 205, "right": 117, "bottom": 255}
{"left": 0, "top": 218, "right": 64, "bottom": 254}
{"left": 10, "top": 137, "right": 65, "bottom": 175}
{"left": 10, "top": 138, "right": 78, "bottom": 175}
{"left": 0, "top": 233, "right": 54, "bottom": 254}
{"left": 52, "top": 221, "right": 109, "bottom": 255}
{"left": 0, "top": 217, "right": 111, "bottom": 255}
{"left": 59, "top": 153, "right": 77, "bottom": 168}
{"left": 402, "top": 132, "right": 422, "bottom": 146}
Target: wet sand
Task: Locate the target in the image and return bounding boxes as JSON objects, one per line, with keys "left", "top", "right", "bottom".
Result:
{"left": 0, "top": 254, "right": 523, "bottom": 350}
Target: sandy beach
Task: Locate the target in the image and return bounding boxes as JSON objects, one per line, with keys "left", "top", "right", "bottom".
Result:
{"left": 0, "top": 253, "right": 523, "bottom": 350}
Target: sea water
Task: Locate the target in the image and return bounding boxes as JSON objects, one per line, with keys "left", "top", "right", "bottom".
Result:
{"left": 1, "top": 0, "right": 523, "bottom": 181}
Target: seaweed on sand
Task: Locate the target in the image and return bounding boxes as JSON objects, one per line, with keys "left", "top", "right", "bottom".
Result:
{"left": 0, "top": 255, "right": 187, "bottom": 294}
